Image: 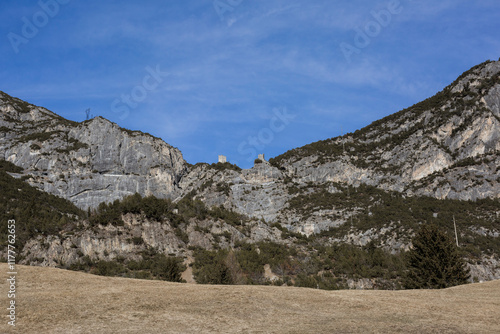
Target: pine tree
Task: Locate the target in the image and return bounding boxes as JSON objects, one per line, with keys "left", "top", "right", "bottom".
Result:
{"left": 404, "top": 224, "right": 470, "bottom": 289}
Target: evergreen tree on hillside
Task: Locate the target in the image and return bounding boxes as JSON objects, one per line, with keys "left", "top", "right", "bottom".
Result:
{"left": 404, "top": 224, "right": 470, "bottom": 289}
{"left": 192, "top": 249, "right": 233, "bottom": 285}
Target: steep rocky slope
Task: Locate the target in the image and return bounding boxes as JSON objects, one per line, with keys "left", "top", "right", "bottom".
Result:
{"left": 1, "top": 60, "right": 499, "bottom": 217}
{"left": 268, "top": 60, "right": 500, "bottom": 200}
{"left": 0, "top": 93, "right": 186, "bottom": 209}
{"left": 2, "top": 157, "right": 498, "bottom": 287}
{"left": 174, "top": 60, "right": 500, "bottom": 235}
{"left": 1, "top": 60, "right": 499, "bottom": 287}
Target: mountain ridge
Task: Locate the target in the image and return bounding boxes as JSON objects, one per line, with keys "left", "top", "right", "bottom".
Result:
{"left": 1, "top": 60, "right": 499, "bottom": 226}
{"left": 1, "top": 59, "right": 499, "bottom": 287}
{"left": 0, "top": 91, "right": 187, "bottom": 209}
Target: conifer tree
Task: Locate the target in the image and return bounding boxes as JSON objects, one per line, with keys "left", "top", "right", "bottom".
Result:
{"left": 404, "top": 224, "right": 470, "bottom": 289}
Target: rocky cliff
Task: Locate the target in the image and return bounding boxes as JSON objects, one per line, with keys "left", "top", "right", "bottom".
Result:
{"left": 0, "top": 93, "right": 187, "bottom": 209}
{"left": 1, "top": 61, "right": 499, "bottom": 236}
{"left": 1, "top": 60, "right": 499, "bottom": 218}
{"left": 269, "top": 60, "right": 500, "bottom": 200}
{"left": 168, "top": 61, "right": 497, "bottom": 236}
{"left": 1, "top": 60, "right": 499, "bottom": 286}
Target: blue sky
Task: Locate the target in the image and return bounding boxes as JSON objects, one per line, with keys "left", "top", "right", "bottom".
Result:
{"left": 1, "top": 0, "right": 499, "bottom": 168}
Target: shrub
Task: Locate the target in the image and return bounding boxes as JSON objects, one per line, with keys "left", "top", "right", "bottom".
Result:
{"left": 207, "top": 162, "right": 242, "bottom": 172}
{"left": 150, "top": 254, "right": 185, "bottom": 282}
{"left": 192, "top": 249, "right": 233, "bottom": 285}
{"left": 236, "top": 243, "right": 264, "bottom": 280}
{"left": 403, "top": 225, "right": 470, "bottom": 289}
{"left": 93, "top": 260, "right": 127, "bottom": 276}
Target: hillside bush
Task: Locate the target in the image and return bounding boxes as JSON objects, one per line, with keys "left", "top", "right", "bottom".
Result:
{"left": 192, "top": 249, "right": 233, "bottom": 284}
{"left": 403, "top": 225, "right": 470, "bottom": 289}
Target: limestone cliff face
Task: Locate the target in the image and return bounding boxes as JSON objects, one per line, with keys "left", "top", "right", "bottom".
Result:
{"left": 178, "top": 161, "right": 289, "bottom": 223}
{"left": 268, "top": 60, "right": 500, "bottom": 201}
{"left": 1, "top": 60, "right": 499, "bottom": 232}
{"left": 0, "top": 92, "right": 186, "bottom": 209}
{"left": 1, "top": 61, "right": 499, "bottom": 215}
{"left": 2, "top": 60, "right": 500, "bottom": 286}
{"left": 175, "top": 61, "right": 500, "bottom": 236}
{"left": 19, "top": 213, "right": 284, "bottom": 268}
{"left": 15, "top": 210, "right": 500, "bottom": 283}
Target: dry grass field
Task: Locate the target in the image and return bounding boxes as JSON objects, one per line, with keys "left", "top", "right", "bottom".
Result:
{"left": 1, "top": 263, "right": 499, "bottom": 333}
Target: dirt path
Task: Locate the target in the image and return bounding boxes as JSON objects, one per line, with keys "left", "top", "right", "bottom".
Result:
{"left": 181, "top": 256, "right": 195, "bottom": 283}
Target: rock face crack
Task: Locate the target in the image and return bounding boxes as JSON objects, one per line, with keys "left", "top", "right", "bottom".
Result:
{"left": 69, "top": 184, "right": 112, "bottom": 199}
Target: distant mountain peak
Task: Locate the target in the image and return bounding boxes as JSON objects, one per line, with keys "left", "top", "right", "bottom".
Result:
{"left": 0, "top": 60, "right": 499, "bottom": 216}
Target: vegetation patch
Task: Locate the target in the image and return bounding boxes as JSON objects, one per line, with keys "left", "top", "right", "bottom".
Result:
{"left": 69, "top": 251, "right": 186, "bottom": 282}
{"left": 206, "top": 162, "right": 242, "bottom": 172}
{"left": 0, "top": 160, "right": 83, "bottom": 250}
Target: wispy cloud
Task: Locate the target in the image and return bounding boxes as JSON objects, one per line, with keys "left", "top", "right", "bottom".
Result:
{"left": 1, "top": 0, "right": 499, "bottom": 168}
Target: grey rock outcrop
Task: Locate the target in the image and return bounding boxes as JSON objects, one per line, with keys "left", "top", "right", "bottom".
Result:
{"left": 0, "top": 92, "right": 187, "bottom": 209}
{"left": 1, "top": 60, "right": 499, "bottom": 218}
{"left": 269, "top": 60, "right": 500, "bottom": 203}
{"left": 18, "top": 212, "right": 285, "bottom": 268}
{"left": 2, "top": 60, "right": 500, "bottom": 287}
